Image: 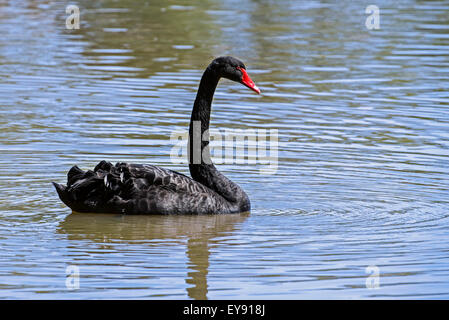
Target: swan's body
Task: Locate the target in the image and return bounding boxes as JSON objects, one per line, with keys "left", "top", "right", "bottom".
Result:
{"left": 53, "top": 56, "right": 260, "bottom": 214}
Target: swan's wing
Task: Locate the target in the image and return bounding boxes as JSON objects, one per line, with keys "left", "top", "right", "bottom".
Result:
{"left": 124, "top": 163, "right": 210, "bottom": 195}
{"left": 53, "top": 161, "right": 229, "bottom": 214}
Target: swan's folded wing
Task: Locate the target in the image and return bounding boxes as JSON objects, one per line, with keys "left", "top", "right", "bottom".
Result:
{"left": 125, "top": 163, "right": 213, "bottom": 195}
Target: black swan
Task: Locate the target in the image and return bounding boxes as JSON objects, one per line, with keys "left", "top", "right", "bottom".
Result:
{"left": 53, "top": 56, "right": 260, "bottom": 214}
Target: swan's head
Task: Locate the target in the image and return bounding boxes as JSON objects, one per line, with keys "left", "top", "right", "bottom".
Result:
{"left": 209, "top": 56, "right": 261, "bottom": 94}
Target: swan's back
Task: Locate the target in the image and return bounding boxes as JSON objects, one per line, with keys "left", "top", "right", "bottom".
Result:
{"left": 53, "top": 161, "right": 236, "bottom": 214}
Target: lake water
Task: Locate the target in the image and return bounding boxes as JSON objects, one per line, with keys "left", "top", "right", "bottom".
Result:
{"left": 0, "top": 0, "right": 448, "bottom": 299}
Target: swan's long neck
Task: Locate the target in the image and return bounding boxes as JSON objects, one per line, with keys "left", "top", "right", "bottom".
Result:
{"left": 188, "top": 67, "right": 249, "bottom": 209}
{"left": 189, "top": 67, "right": 219, "bottom": 164}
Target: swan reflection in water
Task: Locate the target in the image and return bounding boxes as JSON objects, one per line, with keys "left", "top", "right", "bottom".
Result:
{"left": 58, "top": 212, "right": 249, "bottom": 299}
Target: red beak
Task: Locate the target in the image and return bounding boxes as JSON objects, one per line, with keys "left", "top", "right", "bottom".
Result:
{"left": 238, "top": 67, "right": 261, "bottom": 94}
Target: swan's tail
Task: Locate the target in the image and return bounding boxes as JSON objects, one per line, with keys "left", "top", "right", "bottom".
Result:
{"left": 52, "top": 182, "right": 70, "bottom": 206}
{"left": 52, "top": 161, "right": 132, "bottom": 213}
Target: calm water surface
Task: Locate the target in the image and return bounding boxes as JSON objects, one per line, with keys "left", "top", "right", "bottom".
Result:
{"left": 0, "top": 0, "right": 448, "bottom": 299}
